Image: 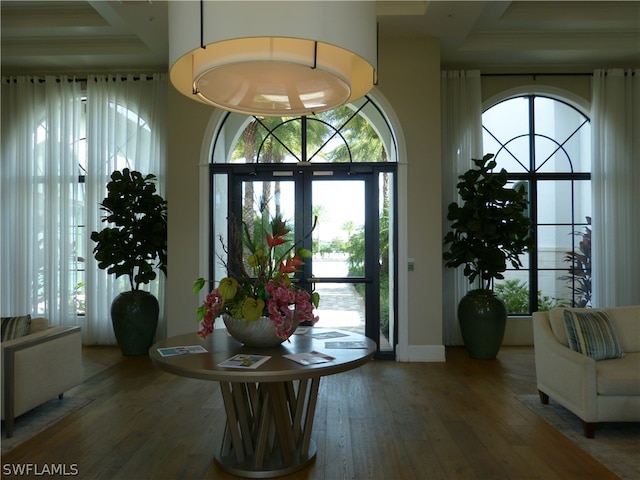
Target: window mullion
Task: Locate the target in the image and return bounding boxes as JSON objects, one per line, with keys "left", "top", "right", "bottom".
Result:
{"left": 529, "top": 95, "right": 538, "bottom": 312}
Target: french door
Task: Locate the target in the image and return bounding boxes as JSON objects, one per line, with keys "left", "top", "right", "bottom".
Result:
{"left": 213, "top": 164, "right": 396, "bottom": 357}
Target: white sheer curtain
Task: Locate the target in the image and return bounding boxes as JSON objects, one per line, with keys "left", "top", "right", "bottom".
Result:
{"left": 84, "top": 74, "right": 168, "bottom": 345}
{"left": 591, "top": 68, "right": 640, "bottom": 307}
{"left": 441, "top": 70, "right": 484, "bottom": 345}
{"left": 1, "top": 76, "right": 83, "bottom": 326}
{"left": 1, "top": 74, "right": 167, "bottom": 344}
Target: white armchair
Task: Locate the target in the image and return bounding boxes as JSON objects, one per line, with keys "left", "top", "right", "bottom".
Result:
{"left": 1, "top": 317, "right": 83, "bottom": 438}
{"left": 533, "top": 306, "right": 640, "bottom": 438}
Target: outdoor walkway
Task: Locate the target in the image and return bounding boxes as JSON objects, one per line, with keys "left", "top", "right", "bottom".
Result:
{"left": 312, "top": 259, "right": 391, "bottom": 350}
{"left": 314, "top": 282, "right": 365, "bottom": 329}
{"left": 312, "top": 259, "right": 365, "bottom": 330}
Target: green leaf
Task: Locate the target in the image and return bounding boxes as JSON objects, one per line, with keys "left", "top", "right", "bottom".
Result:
{"left": 193, "top": 278, "right": 206, "bottom": 294}
{"left": 311, "top": 292, "right": 320, "bottom": 308}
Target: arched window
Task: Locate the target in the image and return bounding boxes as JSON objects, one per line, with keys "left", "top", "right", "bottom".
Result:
{"left": 483, "top": 95, "right": 591, "bottom": 313}
{"left": 208, "top": 95, "right": 399, "bottom": 357}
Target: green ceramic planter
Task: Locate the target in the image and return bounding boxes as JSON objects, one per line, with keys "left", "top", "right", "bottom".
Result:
{"left": 111, "top": 291, "right": 159, "bottom": 356}
{"left": 458, "top": 289, "right": 507, "bottom": 360}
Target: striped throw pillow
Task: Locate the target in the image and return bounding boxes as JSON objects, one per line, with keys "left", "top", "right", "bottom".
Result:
{"left": 563, "top": 310, "right": 624, "bottom": 360}
{"left": 1, "top": 315, "right": 32, "bottom": 341}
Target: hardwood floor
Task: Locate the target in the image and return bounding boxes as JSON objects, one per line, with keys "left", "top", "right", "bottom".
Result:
{"left": 2, "top": 346, "right": 618, "bottom": 480}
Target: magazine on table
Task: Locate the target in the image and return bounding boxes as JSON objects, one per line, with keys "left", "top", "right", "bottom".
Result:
{"left": 284, "top": 351, "right": 335, "bottom": 366}
{"left": 324, "top": 340, "right": 369, "bottom": 349}
{"left": 217, "top": 354, "right": 271, "bottom": 369}
{"left": 157, "top": 345, "right": 208, "bottom": 357}
{"left": 308, "top": 331, "right": 349, "bottom": 339}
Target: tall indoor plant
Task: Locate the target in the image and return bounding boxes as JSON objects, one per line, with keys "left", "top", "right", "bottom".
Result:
{"left": 443, "top": 154, "right": 532, "bottom": 359}
{"left": 91, "top": 169, "right": 167, "bottom": 355}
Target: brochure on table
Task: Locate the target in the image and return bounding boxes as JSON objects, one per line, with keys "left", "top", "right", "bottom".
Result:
{"left": 157, "top": 345, "right": 208, "bottom": 357}
{"left": 308, "top": 331, "right": 349, "bottom": 339}
{"left": 218, "top": 354, "right": 271, "bottom": 369}
{"left": 325, "top": 340, "right": 369, "bottom": 349}
{"left": 284, "top": 350, "right": 336, "bottom": 365}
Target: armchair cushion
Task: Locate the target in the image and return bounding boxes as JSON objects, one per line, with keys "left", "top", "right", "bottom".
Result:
{"left": 563, "top": 309, "right": 623, "bottom": 360}
{"left": 596, "top": 353, "right": 640, "bottom": 395}
{"left": 1, "top": 315, "right": 31, "bottom": 341}
{"left": 607, "top": 305, "right": 640, "bottom": 352}
{"left": 29, "top": 317, "right": 49, "bottom": 334}
{"left": 549, "top": 307, "right": 574, "bottom": 346}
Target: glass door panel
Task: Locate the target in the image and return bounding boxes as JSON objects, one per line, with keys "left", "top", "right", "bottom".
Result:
{"left": 239, "top": 179, "right": 296, "bottom": 231}
{"left": 311, "top": 180, "right": 365, "bottom": 276}
{"left": 311, "top": 180, "right": 366, "bottom": 337}
{"left": 218, "top": 166, "right": 395, "bottom": 357}
{"left": 311, "top": 283, "right": 366, "bottom": 330}
{"left": 236, "top": 178, "right": 296, "bottom": 276}
{"left": 378, "top": 171, "right": 395, "bottom": 352}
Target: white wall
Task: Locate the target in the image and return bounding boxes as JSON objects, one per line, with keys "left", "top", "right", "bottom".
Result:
{"left": 165, "top": 87, "right": 213, "bottom": 338}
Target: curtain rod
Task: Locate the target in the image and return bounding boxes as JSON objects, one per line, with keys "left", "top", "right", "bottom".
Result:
{"left": 3, "top": 75, "right": 160, "bottom": 84}
{"left": 482, "top": 71, "right": 636, "bottom": 78}
{"left": 481, "top": 72, "right": 593, "bottom": 77}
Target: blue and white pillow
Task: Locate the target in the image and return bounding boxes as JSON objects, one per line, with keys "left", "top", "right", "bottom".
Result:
{"left": 563, "top": 309, "right": 624, "bottom": 360}
{"left": 1, "top": 315, "right": 32, "bottom": 341}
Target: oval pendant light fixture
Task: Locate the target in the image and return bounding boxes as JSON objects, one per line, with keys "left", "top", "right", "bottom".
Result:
{"left": 169, "top": 1, "right": 377, "bottom": 116}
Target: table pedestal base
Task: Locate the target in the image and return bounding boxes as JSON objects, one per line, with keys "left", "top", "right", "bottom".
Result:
{"left": 215, "top": 440, "right": 316, "bottom": 479}
{"left": 216, "top": 377, "right": 321, "bottom": 478}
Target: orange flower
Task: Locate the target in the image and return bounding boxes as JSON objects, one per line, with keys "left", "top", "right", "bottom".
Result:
{"left": 266, "top": 233, "right": 287, "bottom": 248}
{"left": 279, "top": 254, "right": 304, "bottom": 274}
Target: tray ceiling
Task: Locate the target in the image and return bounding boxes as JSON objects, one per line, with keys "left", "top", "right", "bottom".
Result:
{"left": 1, "top": 1, "right": 638, "bottom": 75}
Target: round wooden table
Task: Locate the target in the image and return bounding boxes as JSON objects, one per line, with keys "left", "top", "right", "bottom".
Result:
{"left": 149, "top": 328, "right": 376, "bottom": 478}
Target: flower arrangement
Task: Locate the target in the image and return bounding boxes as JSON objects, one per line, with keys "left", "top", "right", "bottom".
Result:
{"left": 194, "top": 215, "right": 320, "bottom": 340}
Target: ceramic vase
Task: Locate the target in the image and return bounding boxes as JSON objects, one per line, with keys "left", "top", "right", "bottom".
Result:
{"left": 223, "top": 314, "right": 298, "bottom": 348}
{"left": 111, "top": 290, "right": 159, "bottom": 356}
{"left": 457, "top": 289, "right": 507, "bottom": 359}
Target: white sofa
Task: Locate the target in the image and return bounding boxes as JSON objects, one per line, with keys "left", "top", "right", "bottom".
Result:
{"left": 533, "top": 306, "right": 640, "bottom": 438}
{"left": 1, "top": 317, "right": 82, "bottom": 438}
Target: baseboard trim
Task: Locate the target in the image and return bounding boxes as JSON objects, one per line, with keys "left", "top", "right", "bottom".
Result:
{"left": 396, "top": 344, "right": 446, "bottom": 362}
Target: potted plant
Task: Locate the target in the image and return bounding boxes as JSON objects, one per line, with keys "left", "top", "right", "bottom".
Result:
{"left": 91, "top": 168, "right": 167, "bottom": 355}
{"left": 443, "top": 154, "right": 532, "bottom": 359}
{"left": 559, "top": 216, "right": 591, "bottom": 307}
{"left": 194, "top": 215, "right": 320, "bottom": 347}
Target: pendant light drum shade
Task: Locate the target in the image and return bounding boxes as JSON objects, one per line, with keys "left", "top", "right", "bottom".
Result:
{"left": 169, "top": 1, "right": 377, "bottom": 116}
